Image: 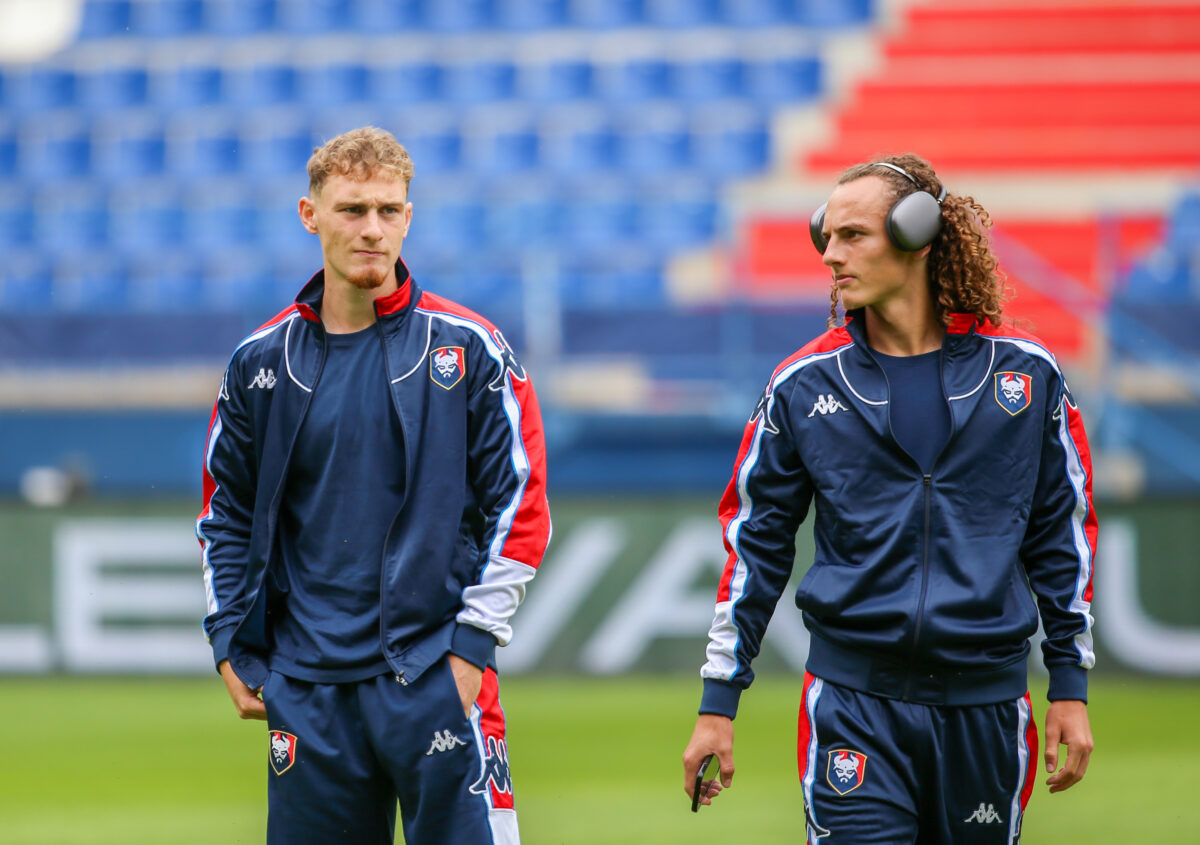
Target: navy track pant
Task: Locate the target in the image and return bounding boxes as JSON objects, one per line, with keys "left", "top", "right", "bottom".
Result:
{"left": 797, "top": 673, "right": 1038, "bottom": 845}
{"left": 262, "top": 656, "right": 517, "bottom": 844}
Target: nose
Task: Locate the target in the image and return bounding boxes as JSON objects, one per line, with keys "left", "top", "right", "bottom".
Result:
{"left": 361, "top": 210, "right": 384, "bottom": 240}
{"left": 822, "top": 236, "right": 842, "bottom": 268}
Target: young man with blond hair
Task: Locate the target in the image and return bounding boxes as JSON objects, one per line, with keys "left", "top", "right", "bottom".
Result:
{"left": 198, "top": 126, "right": 549, "bottom": 844}
{"left": 683, "top": 155, "right": 1095, "bottom": 843}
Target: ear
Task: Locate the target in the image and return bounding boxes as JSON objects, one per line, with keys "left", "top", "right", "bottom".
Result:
{"left": 402, "top": 201, "right": 413, "bottom": 238}
{"left": 298, "top": 196, "right": 318, "bottom": 235}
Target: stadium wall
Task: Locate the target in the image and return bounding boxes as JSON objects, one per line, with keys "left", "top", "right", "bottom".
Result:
{"left": 0, "top": 495, "right": 1197, "bottom": 678}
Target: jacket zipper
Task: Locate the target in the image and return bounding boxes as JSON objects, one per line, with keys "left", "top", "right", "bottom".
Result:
{"left": 904, "top": 473, "right": 934, "bottom": 700}
{"left": 374, "top": 319, "right": 413, "bottom": 681}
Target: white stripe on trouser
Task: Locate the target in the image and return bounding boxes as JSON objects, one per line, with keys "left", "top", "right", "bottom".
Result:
{"left": 802, "top": 678, "right": 825, "bottom": 845}
{"left": 1007, "top": 696, "right": 1032, "bottom": 844}
{"left": 468, "top": 705, "right": 520, "bottom": 845}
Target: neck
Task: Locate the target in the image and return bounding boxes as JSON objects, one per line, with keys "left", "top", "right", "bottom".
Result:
{"left": 863, "top": 297, "right": 943, "bottom": 356}
{"left": 320, "top": 271, "right": 398, "bottom": 334}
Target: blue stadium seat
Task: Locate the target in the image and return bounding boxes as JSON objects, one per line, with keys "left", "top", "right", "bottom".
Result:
{"left": 222, "top": 61, "right": 298, "bottom": 107}
{"left": 0, "top": 253, "right": 54, "bottom": 312}
{"left": 107, "top": 180, "right": 185, "bottom": 251}
{"left": 540, "top": 106, "right": 619, "bottom": 174}
{"left": 91, "top": 115, "right": 168, "bottom": 180}
{"left": 517, "top": 58, "right": 593, "bottom": 102}
{"left": 148, "top": 62, "right": 223, "bottom": 110}
{"left": 390, "top": 109, "right": 463, "bottom": 175}
{"left": 423, "top": 0, "right": 495, "bottom": 31}
{"left": 570, "top": 0, "right": 645, "bottom": 28}
{"left": 0, "top": 119, "right": 16, "bottom": 180}
{"left": 558, "top": 187, "right": 641, "bottom": 249}
{"left": 367, "top": 59, "right": 444, "bottom": 105}
{"left": 240, "top": 117, "right": 319, "bottom": 177}
{"left": 200, "top": 249, "right": 275, "bottom": 310}
{"left": 639, "top": 181, "right": 720, "bottom": 250}
{"left": 644, "top": 0, "right": 720, "bottom": 27}
{"left": 617, "top": 105, "right": 692, "bottom": 174}
{"left": 256, "top": 180, "right": 313, "bottom": 248}
{"left": 76, "top": 64, "right": 149, "bottom": 110}
{"left": 7, "top": 66, "right": 77, "bottom": 112}
{"left": 78, "top": 0, "right": 134, "bottom": 38}
{"left": 297, "top": 61, "right": 370, "bottom": 106}
{"left": 166, "top": 114, "right": 242, "bottom": 177}
{"left": 675, "top": 56, "right": 747, "bottom": 102}
{"left": 483, "top": 182, "right": 563, "bottom": 248}
{"left": 719, "top": 0, "right": 792, "bottom": 26}
{"left": 405, "top": 181, "right": 487, "bottom": 251}
{"left": 33, "top": 183, "right": 110, "bottom": 250}
{"left": 595, "top": 58, "right": 675, "bottom": 102}
{"left": 691, "top": 103, "right": 770, "bottom": 176}
{"left": 1167, "top": 193, "right": 1200, "bottom": 253}
{"left": 51, "top": 253, "right": 130, "bottom": 312}
{"left": 182, "top": 182, "right": 258, "bottom": 249}
{"left": 347, "top": 0, "right": 425, "bottom": 32}
{"left": 21, "top": 117, "right": 93, "bottom": 182}
{"left": 205, "top": 0, "right": 279, "bottom": 35}
{"left": 443, "top": 58, "right": 518, "bottom": 103}
{"left": 129, "top": 0, "right": 205, "bottom": 36}
{"left": 798, "top": 0, "right": 873, "bottom": 28}
{"left": 494, "top": 0, "right": 569, "bottom": 30}
{"left": 462, "top": 109, "right": 540, "bottom": 173}
{"left": 277, "top": 0, "right": 353, "bottom": 33}
{"left": 125, "top": 253, "right": 204, "bottom": 312}
{"left": 746, "top": 55, "right": 822, "bottom": 104}
{"left": 0, "top": 186, "right": 34, "bottom": 249}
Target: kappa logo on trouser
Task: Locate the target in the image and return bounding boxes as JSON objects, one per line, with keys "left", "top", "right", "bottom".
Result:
{"left": 469, "top": 735, "right": 512, "bottom": 796}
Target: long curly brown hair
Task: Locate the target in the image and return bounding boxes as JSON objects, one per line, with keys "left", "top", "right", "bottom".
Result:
{"left": 826, "top": 153, "right": 1006, "bottom": 328}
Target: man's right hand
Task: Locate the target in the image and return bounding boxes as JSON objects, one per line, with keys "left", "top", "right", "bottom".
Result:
{"left": 218, "top": 660, "right": 267, "bottom": 720}
{"left": 682, "top": 714, "right": 735, "bottom": 807}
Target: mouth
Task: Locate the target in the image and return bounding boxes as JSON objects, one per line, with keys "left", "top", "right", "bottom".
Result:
{"left": 833, "top": 274, "right": 855, "bottom": 287}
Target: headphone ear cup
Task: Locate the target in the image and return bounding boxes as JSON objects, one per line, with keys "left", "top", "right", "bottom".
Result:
{"left": 885, "top": 191, "right": 943, "bottom": 251}
{"left": 810, "top": 202, "right": 829, "bottom": 254}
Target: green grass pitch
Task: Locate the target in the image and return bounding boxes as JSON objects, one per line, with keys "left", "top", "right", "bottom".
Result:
{"left": 0, "top": 675, "right": 1196, "bottom": 843}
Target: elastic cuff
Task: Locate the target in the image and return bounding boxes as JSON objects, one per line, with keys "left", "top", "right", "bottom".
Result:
{"left": 210, "top": 627, "right": 235, "bottom": 673}
{"left": 451, "top": 623, "right": 497, "bottom": 671}
{"left": 699, "top": 679, "right": 743, "bottom": 720}
{"left": 1046, "top": 664, "right": 1088, "bottom": 703}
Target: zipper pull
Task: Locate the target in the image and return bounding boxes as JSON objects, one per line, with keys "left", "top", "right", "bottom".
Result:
{"left": 923, "top": 474, "right": 931, "bottom": 486}
{"left": 395, "top": 672, "right": 408, "bottom": 686}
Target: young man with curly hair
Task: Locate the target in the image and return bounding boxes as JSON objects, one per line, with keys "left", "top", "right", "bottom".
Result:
{"left": 199, "top": 127, "right": 549, "bottom": 844}
{"left": 682, "top": 155, "right": 1095, "bottom": 843}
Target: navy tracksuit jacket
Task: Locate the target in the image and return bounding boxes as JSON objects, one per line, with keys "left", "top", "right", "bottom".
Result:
{"left": 700, "top": 311, "right": 1097, "bottom": 717}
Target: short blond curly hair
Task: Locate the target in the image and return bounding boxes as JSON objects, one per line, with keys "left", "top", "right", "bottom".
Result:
{"left": 307, "top": 126, "right": 415, "bottom": 195}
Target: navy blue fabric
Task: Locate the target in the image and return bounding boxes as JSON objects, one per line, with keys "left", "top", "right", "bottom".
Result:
{"left": 271, "top": 326, "right": 402, "bottom": 683}
{"left": 873, "top": 348, "right": 950, "bottom": 473}
{"left": 263, "top": 659, "right": 500, "bottom": 845}
{"left": 799, "top": 676, "right": 1034, "bottom": 845}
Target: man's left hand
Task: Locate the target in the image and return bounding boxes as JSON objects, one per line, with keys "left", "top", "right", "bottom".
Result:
{"left": 448, "top": 653, "right": 484, "bottom": 719}
{"left": 1044, "top": 699, "right": 1093, "bottom": 793}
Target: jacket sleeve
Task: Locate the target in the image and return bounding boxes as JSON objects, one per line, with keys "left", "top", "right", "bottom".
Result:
{"left": 1020, "top": 373, "right": 1097, "bottom": 703}
{"left": 452, "top": 330, "right": 551, "bottom": 669}
{"left": 195, "top": 360, "right": 257, "bottom": 670}
{"left": 700, "top": 381, "right": 812, "bottom": 718}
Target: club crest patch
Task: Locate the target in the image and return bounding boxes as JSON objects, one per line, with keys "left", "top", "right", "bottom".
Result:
{"left": 269, "top": 730, "right": 297, "bottom": 775}
{"left": 430, "top": 346, "right": 466, "bottom": 390}
{"left": 826, "top": 749, "right": 867, "bottom": 795}
{"left": 995, "top": 371, "right": 1033, "bottom": 416}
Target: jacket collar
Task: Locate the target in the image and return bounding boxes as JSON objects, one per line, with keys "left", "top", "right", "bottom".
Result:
{"left": 293, "top": 257, "right": 421, "bottom": 324}
{"left": 843, "top": 309, "right": 979, "bottom": 348}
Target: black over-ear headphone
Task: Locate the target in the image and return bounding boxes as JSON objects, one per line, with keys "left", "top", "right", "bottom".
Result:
{"left": 809, "top": 161, "right": 948, "bottom": 254}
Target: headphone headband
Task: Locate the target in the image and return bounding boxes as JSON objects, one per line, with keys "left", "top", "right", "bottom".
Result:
{"left": 869, "top": 161, "right": 947, "bottom": 203}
